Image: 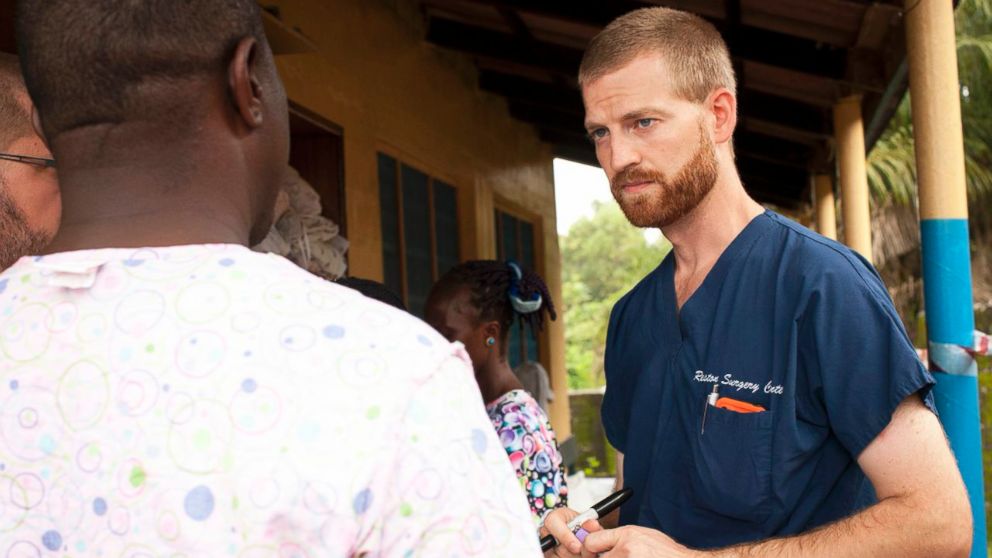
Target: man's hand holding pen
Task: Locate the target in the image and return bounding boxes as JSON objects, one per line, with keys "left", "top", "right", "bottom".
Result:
{"left": 541, "top": 488, "right": 704, "bottom": 558}
{"left": 579, "top": 525, "right": 700, "bottom": 558}
{"left": 543, "top": 511, "right": 701, "bottom": 557}
{"left": 541, "top": 489, "right": 628, "bottom": 556}
{"left": 541, "top": 507, "right": 594, "bottom": 557}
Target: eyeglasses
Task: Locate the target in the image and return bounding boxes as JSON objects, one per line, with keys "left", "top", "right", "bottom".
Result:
{"left": 0, "top": 153, "right": 56, "bottom": 169}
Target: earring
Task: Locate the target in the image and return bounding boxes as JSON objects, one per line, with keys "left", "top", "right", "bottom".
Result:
{"left": 486, "top": 337, "right": 496, "bottom": 347}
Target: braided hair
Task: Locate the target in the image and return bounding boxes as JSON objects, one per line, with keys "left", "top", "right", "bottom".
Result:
{"left": 432, "top": 260, "right": 556, "bottom": 352}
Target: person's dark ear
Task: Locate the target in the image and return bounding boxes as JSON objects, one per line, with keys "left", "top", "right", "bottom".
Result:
{"left": 228, "top": 36, "right": 264, "bottom": 129}
{"left": 483, "top": 321, "right": 501, "bottom": 347}
{"left": 30, "top": 105, "right": 49, "bottom": 147}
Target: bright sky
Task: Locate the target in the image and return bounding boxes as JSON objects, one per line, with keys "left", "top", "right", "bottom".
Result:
{"left": 552, "top": 158, "right": 662, "bottom": 243}
{"left": 552, "top": 158, "right": 612, "bottom": 235}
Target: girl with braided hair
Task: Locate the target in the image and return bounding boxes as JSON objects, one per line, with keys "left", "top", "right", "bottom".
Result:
{"left": 426, "top": 260, "right": 568, "bottom": 524}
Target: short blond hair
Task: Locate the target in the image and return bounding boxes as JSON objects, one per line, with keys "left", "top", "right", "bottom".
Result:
{"left": 579, "top": 7, "right": 736, "bottom": 103}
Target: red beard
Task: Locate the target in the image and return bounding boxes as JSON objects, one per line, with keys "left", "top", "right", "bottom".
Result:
{"left": 610, "top": 126, "right": 719, "bottom": 229}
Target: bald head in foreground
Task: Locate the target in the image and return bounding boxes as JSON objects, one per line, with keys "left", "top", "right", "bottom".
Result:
{"left": 2, "top": 1, "right": 540, "bottom": 555}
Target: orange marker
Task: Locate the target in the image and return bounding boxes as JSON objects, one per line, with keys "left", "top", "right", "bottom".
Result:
{"left": 714, "top": 397, "right": 766, "bottom": 413}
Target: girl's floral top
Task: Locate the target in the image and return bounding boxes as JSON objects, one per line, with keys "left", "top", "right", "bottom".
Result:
{"left": 486, "top": 389, "right": 568, "bottom": 523}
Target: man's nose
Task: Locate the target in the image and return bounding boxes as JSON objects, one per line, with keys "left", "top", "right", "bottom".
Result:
{"left": 607, "top": 133, "right": 641, "bottom": 173}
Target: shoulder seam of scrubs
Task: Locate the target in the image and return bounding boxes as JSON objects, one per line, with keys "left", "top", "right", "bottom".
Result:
{"left": 768, "top": 213, "right": 887, "bottom": 299}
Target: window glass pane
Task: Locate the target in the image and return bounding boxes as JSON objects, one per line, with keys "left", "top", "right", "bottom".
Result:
{"left": 433, "top": 181, "right": 459, "bottom": 278}
{"left": 522, "top": 220, "right": 540, "bottom": 364}
{"left": 520, "top": 221, "right": 535, "bottom": 271}
{"left": 492, "top": 210, "right": 543, "bottom": 367}
{"left": 507, "top": 319, "right": 523, "bottom": 369}
{"left": 402, "top": 164, "right": 432, "bottom": 317}
{"left": 377, "top": 153, "right": 402, "bottom": 298}
{"left": 494, "top": 213, "right": 503, "bottom": 259}
{"left": 525, "top": 326, "right": 539, "bottom": 363}
{"left": 500, "top": 211, "right": 519, "bottom": 262}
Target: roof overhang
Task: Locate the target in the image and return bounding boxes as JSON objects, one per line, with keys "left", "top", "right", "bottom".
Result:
{"left": 422, "top": 0, "right": 913, "bottom": 209}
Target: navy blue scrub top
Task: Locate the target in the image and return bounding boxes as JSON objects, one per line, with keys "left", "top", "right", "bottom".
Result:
{"left": 602, "top": 211, "right": 935, "bottom": 549}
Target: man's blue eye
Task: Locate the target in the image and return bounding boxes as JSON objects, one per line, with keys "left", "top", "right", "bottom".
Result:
{"left": 636, "top": 118, "right": 653, "bottom": 128}
{"left": 586, "top": 128, "right": 607, "bottom": 143}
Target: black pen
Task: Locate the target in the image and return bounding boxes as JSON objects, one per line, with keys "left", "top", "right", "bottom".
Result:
{"left": 539, "top": 488, "right": 634, "bottom": 552}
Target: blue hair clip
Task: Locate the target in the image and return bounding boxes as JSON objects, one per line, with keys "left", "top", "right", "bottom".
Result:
{"left": 507, "top": 260, "right": 542, "bottom": 314}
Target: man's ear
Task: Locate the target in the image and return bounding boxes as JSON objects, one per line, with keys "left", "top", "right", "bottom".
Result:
{"left": 30, "top": 105, "right": 49, "bottom": 147}
{"left": 709, "top": 88, "right": 737, "bottom": 146}
{"left": 228, "top": 36, "right": 264, "bottom": 129}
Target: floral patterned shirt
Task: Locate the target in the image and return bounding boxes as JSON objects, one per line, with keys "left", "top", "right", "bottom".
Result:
{"left": 485, "top": 389, "right": 568, "bottom": 524}
{"left": 0, "top": 245, "right": 540, "bottom": 557}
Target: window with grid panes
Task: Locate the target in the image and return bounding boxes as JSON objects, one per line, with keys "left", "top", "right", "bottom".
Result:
{"left": 494, "top": 209, "right": 540, "bottom": 368}
{"left": 378, "top": 153, "right": 460, "bottom": 317}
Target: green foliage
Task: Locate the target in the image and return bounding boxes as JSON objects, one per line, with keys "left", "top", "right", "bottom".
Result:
{"left": 569, "top": 391, "right": 618, "bottom": 477}
{"left": 583, "top": 455, "right": 601, "bottom": 477}
{"left": 868, "top": 0, "right": 992, "bottom": 206}
{"left": 560, "top": 202, "right": 671, "bottom": 389}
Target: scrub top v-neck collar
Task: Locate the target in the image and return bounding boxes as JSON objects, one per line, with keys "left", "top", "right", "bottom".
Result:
{"left": 661, "top": 210, "right": 774, "bottom": 341}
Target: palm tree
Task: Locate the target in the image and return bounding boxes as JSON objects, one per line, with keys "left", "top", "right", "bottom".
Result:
{"left": 866, "top": 0, "right": 992, "bottom": 210}
{"left": 866, "top": 0, "right": 992, "bottom": 309}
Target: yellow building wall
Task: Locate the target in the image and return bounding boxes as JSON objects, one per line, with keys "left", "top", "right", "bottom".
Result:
{"left": 268, "top": 0, "right": 572, "bottom": 438}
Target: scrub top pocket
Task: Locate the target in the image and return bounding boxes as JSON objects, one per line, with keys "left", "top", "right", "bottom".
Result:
{"left": 690, "top": 405, "right": 774, "bottom": 523}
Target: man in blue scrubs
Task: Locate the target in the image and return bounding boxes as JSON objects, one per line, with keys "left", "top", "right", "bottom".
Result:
{"left": 543, "top": 7, "right": 972, "bottom": 557}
